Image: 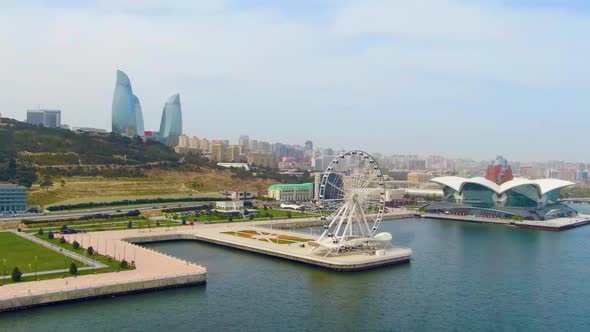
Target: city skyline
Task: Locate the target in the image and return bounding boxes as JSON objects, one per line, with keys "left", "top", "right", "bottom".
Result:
{"left": 1, "top": 0, "right": 589, "bottom": 161}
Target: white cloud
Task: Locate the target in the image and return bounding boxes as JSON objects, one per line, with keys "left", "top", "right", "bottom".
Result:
{"left": 0, "top": 0, "right": 588, "bottom": 160}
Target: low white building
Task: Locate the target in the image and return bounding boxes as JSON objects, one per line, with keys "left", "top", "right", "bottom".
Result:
{"left": 215, "top": 201, "right": 244, "bottom": 213}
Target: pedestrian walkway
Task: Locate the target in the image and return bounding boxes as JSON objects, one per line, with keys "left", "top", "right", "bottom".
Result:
{"left": 10, "top": 230, "right": 107, "bottom": 269}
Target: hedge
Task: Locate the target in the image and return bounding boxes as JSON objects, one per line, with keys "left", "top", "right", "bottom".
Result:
{"left": 46, "top": 197, "right": 228, "bottom": 211}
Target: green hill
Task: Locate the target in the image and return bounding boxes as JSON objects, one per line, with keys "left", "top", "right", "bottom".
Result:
{"left": 0, "top": 118, "right": 182, "bottom": 186}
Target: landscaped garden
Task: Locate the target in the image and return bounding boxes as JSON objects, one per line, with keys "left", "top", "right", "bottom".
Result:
{"left": 0, "top": 232, "right": 85, "bottom": 279}
{"left": 177, "top": 207, "right": 315, "bottom": 224}
{"left": 0, "top": 231, "right": 135, "bottom": 285}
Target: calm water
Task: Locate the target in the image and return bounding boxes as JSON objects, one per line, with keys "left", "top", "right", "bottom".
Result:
{"left": 2, "top": 217, "right": 590, "bottom": 331}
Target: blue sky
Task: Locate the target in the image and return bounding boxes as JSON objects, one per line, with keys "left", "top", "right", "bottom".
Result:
{"left": 0, "top": 0, "right": 589, "bottom": 162}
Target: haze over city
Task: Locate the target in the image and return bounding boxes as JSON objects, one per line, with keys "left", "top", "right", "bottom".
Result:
{"left": 1, "top": 0, "right": 589, "bottom": 161}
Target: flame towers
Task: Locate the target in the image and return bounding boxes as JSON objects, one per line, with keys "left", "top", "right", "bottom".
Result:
{"left": 111, "top": 70, "right": 145, "bottom": 137}
{"left": 158, "top": 93, "right": 183, "bottom": 146}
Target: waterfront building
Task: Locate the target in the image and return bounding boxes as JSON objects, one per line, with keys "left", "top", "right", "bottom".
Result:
{"left": 268, "top": 183, "right": 314, "bottom": 202}
{"left": 26, "top": 109, "right": 61, "bottom": 128}
{"left": 426, "top": 156, "right": 576, "bottom": 221}
{"left": 0, "top": 184, "right": 27, "bottom": 214}
{"left": 159, "top": 93, "right": 183, "bottom": 146}
{"left": 111, "top": 70, "right": 144, "bottom": 137}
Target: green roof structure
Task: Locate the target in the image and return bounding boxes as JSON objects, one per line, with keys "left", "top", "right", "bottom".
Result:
{"left": 268, "top": 183, "right": 313, "bottom": 190}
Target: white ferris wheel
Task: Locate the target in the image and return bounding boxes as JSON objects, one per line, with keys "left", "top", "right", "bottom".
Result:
{"left": 311, "top": 150, "right": 392, "bottom": 256}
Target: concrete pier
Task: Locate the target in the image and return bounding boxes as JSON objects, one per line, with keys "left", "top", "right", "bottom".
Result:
{"left": 128, "top": 226, "right": 412, "bottom": 271}
{"left": 0, "top": 230, "right": 207, "bottom": 313}
{"left": 0, "top": 212, "right": 413, "bottom": 312}
{"left": 422, "top": 213, "right": 590, "bottom": 231}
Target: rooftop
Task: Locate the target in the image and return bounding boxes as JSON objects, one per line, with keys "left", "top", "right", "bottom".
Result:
{"left": 0, "top": 184, "right": 26, "bottom": 189}
{"left": 269, "top": 183, "right": 313, "bottom": 190}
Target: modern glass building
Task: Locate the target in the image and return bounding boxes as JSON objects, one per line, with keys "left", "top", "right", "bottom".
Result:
{"left": 0, "top": 184, "right": 27, "bottom": 214}
{"left": 111, "top": 70, "right": 144, "bottom": 137}
{"left": 158, "top": 93, "right": 183, "bottom": 146}
{"left": 428, "top": 176, "right": 576, "bottom": 220}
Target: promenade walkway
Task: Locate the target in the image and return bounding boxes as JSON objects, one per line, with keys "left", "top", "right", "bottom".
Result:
{"left": 0, "top": 209, "right": 412, "bottom": 311}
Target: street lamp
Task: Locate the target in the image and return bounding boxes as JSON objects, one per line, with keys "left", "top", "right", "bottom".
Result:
{"left": 2, "top": 258, "right": 6, "bottom": 286}
{"left": 35, "top": 256, "right": 38, "bottom": 280}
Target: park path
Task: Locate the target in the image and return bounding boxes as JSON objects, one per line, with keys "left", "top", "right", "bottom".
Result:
{"left": 9, "top": 230, "right": 107, "bottom": 269}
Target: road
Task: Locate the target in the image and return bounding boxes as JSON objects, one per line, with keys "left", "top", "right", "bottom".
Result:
{"left": 0, "top": 202, "right": 213, "bottom": 223}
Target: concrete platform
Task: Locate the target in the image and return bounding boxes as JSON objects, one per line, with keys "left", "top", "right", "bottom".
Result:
{"left": 422, "top": 213, "right": 590, "bottom": 231}
{"left": 0, "top": 230, "right": 207, "bottom": 313}
{"left": 128, "top": 226, "right": 412, "bottom": 271}
{"left": 0, "top": 213, "right": 413, "bottom": 312}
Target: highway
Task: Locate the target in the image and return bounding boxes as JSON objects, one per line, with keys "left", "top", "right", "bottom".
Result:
{"left": 0, "top": 201, "right": 213, "bottom": 223}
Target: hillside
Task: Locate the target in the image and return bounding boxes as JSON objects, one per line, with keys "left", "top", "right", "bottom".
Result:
{"left": 0, "top": 118, "right": 191, "bottom": 187}
{"left": 0, "top": 118, "right": 309, "bottom": 207}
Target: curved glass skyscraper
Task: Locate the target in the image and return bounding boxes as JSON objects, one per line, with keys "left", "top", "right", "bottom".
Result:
{"left": 111, "top": 70, "right": 144, "bottom": 137}
{"left": 158, "top": 93, "right": 183, "bottom": 146}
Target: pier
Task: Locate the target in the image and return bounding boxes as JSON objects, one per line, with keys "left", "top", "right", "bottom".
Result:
{"left": 0, "top": 212, "right": 413, "bottom": 312}
{"left": 422, "top": 213, "right": 590, "bottom": 231}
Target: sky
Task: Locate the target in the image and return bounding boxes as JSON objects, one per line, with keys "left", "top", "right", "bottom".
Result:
{"left": 0, "top": 0, "right": 589, "bottom": 162}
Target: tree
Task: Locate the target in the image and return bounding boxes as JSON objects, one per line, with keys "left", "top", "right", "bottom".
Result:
{"left": 87, "top": 246, "right": 94, "bottom": 256}
{"left": 120, "top": 259, "right": 129, "bottom": 268}
{"left": 69, "top": 263, "right": 78, "bottom": 275}
{"left": 60, "top": 179, "right": 66, "bottom": 187}
{"left": 228, "top": 215, "right": 233, "bottom": 222}
{"left": 60, "top": 224, "right": 68, "bottom": 232}
{"left": 182, "top": 219, "right": 187, "bottom": 225}
{"left": 48, "top": 231, "right": 54, "bottom": 239}
{"left": 59, "top": 237, "right": 66, "bottom": 244}
{"left": 287, "top": 211, "right": 292, "bottom": 219}
{"left": 249, "top": 214, "right": 255, "bottom": 221}
{"left": 72, "top": 240, "right": 80, "bottom": 250}
{"left": 127, "top": 221, "right": 133, "bottom": 229}
{"left": 11, "top": 266, "right": 23, "bottom": 281}
{"left": 40, "top": 175, "right": 53, "bottom": 190}
{"left": 38, "top": 228, "right": 44, "bottom": 235}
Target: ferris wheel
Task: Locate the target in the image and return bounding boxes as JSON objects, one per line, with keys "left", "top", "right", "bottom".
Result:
{"left": 312, "top": 150, "right": 391, "bottom": 256}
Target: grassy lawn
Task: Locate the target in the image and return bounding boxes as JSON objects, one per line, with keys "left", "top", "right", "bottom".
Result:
{"left": 0, "top": 232, "right": 136, "bottom": 285}
{"left": 26, "top": 218, "right": 180, "bottom": 234}
{"left": 184, "top": 208, "right": 316, "bottom": 224}
{"left": 0, "top": 232, "right": 85, "bottom": 274}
